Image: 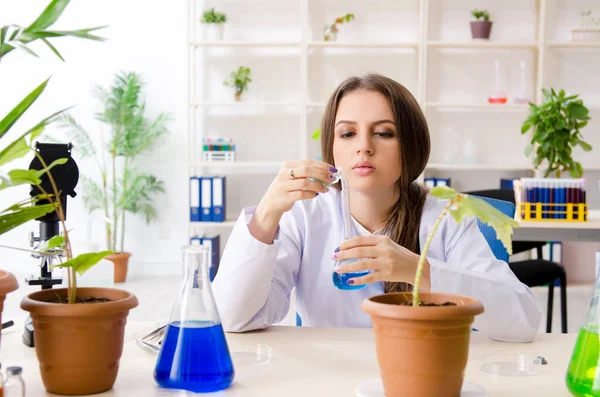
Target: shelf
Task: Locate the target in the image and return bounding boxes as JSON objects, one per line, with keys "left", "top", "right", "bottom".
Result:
{"left": 190, "top": 220, "right": 236, "bottom": 227}
{"left": 191, "top": 41, "right": 300, "bottom": 48}
{"left": 426, "top": 163, "right": 533, "bottom": 171}
{"left": 191, "top": 102, "right": 301, "bottom": 107}
{"left": 547, "top": 41, "right": 600, "bottom": 48}
{"left": 425, "top": 103, "right": 530, "bottom": 112}
{"left": 427, "top": 41, "right": 538, "bottom": 50}
{"left": 190, "top": 161, "right": 282, "bottom": 169}
{"left": 308, "top": 41, "right": 418, "bottom": 49}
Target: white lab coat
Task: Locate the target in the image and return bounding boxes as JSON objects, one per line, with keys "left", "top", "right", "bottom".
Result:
{"left": 212, "top": 189, "right": 542, "bottom": 342}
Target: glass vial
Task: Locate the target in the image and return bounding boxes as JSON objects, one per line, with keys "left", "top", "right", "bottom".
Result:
{"left": 154, "top": 245, "right": 235, "bottom": 393}
{"left": 332, "top": 170, "right": 370, "bottom": 290}
{"left": 514, "top": 60, "right": 532, "bottom": 104}
{"left": 488, "top": 60, "right": 508, "bottom": 104}
{"left": 4, "top": 366, "right": 25, "bottom": 397}
{"left": 566, "top": 256, "right": 600, "bottom": 396}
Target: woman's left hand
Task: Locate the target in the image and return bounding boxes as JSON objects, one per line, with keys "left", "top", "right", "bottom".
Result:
{"left": 332, "top": 235, "right": 430, "bottom": 288}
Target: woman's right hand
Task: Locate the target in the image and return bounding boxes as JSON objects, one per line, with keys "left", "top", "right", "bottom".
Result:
{"left": 249, "top": 160, "right": 338, "bottom": 244}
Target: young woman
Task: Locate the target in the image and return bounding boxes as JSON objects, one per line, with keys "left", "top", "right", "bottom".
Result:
{"left": 212, "top": 74, "right": 541, "bottom": 342}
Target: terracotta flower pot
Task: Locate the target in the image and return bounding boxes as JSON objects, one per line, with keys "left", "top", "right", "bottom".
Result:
{"left": 0, "top": 270, "right": 18, "bottom": 345}
{"left": 105, "top": 252, "right": 131, "bottom": 283}
{"left": 470, "top": 21, "right": 493, "bottom": 39}
{"left": 361, "top": 292, "right": 484, "bottom": 397}
{"left": 21, "top": 287, "right": 138, "bottom": 395}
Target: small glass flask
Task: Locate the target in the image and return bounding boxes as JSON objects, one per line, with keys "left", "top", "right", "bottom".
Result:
{"left": 154, "top": 245, "right": 235, "bottom": 393}
{"left": 332, "top": 170, "right": 370, "bottom": 290}
{"left": 566, "top": 253, "right": 600, "bottom": 396}
{"left": 488, "top": 60, "right": 508, "bottom": 104}
{"left": 4, "top": 366, "right": 25, "bottom": 397}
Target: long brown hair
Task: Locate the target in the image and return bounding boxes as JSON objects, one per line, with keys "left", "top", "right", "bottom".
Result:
{"left": 320, "top": 74, "right": 430, "bottom": 293}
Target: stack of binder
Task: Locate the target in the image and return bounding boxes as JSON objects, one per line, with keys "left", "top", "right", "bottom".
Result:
{"left": 190, "top": 234, "right": 220, "bottom": 281}
{"left": 190, "top": 176, "right": 226, "bottom": 222}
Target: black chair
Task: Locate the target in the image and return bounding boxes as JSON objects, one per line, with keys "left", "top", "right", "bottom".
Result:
{"left": 466, "top": 189, "right": 567, "bottom": 333}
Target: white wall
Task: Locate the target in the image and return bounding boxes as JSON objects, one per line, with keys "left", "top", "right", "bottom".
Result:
{"left": 0, "top": 0, "right": 188, "bottom": 278}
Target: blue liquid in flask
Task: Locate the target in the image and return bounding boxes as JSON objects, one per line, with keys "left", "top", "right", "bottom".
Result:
{"left": 154, "top": 320, "right": 235, "bottom": 393}
{"left": 333, "top": 259, "right": 370, "bottom": 290}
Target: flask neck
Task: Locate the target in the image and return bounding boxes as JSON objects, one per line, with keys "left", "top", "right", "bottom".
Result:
{"left": 182, "top": 247, "right": 210, "bottom": 289}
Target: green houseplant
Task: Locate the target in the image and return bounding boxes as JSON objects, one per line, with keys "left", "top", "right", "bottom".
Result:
{"left": 0, "top": 1, "right": 138, "bottom": 394}
{"left": 522, "top": 88, "right": 592, "bottom": 178}
{"left": 200, "top": 8, "right": 227, "bottom": 41}
{"left": 361, "top": 186, "right": 518, "bottom": 397}
{"left": 0, "top": 0, "right": 108, "bottom": 344}
{"left": 470, "top": 9, "right": 493, "bottom": 39}
{"left": 224, "top": 66, "right": 252, "bottom": 101}
{"left": 57, "top": 71, "right": 171, "bottom": 282}
{"left": 324, "top": 13, "right": 355, "bottom": 41}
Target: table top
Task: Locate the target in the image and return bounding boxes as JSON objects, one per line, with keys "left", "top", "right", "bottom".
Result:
{"left": 513, "top": 209, "right": 600, "bottom": 242}
{"left": 0, "top": 321, "right": 579, "bottom": 396}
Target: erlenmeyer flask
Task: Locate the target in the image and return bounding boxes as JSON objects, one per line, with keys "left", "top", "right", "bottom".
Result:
{"left": 154, "top": 245, "right": 234, "bottom": 393}
{"left": 332, "top": 170, "right": 370, "bottom": 290}
{"left": 566, "top": 253, "right": 600, "bottom": 396}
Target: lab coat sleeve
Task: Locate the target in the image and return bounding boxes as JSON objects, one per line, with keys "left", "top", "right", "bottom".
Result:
{"left": 427, "top": 215, "right": 542, "bottom": 343}
{"left": 212, "top": 206, "right": 302, "bottom": 333}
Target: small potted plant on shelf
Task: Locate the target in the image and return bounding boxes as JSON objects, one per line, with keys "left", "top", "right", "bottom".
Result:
{"left": 224, "top": 66, "right": 252, "bottom": 102}
{"left": 0, "top": 0, "right": 108, "bottom": 346}
{"left": 57, "top": 71, "right": 171, "bottom": 283}
{"left": 470, "top": 9, "right": 493, "bottom": 40}
{"left": 200, "top": 7, "right": 227, "bottom": 41}
{"left": 361, "top": 186, "right": 518, "bottom": 397}
{"left": 323, "top": 13, "right": 355, "bottom": 41}
{"left": 521, "top": 88, "right": 592, "bottom": 178}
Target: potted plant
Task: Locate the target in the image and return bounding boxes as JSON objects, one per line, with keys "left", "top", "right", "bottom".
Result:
{"left": 470, "top": 9, "right": 493, "bottom": 40}
{"left": 0, "top": 0, "right": 107, "bottom": 343}
{"left": 0, "top": 2, "right": 138, "bottom": 395}
{"left": 224, "top": 66, "right": 252, "bottom": 102}
{"left": 57, "top": 71, "right": 171, "bottom": 283}
{"left": 521, "top": 88, "right": 592, "bottom": 178}
{"left": 200, "top": 7, "right": 227, "bottom": 41}
{"left": 324, "top": 13, "right": 355, "bottom": 41}
{"left": 361, "top": 186, "right": 518, "bottom": 397}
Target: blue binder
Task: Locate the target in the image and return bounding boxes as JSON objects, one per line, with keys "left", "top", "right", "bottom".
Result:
{"left": 201, "top": 235, "right": 221, "bottom": 281}
{"left": 211, "top": 176, "right": 226, "bottom": 222}
{"left": 189, "top": 177, "right": 200, "bottom": 222}
{"left": 200, "top": 177, "right": 212, "bottom": 222}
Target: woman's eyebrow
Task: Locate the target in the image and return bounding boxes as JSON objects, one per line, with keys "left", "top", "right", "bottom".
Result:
{"left": 334, "top": 119, "right": 396, "bottom": 127}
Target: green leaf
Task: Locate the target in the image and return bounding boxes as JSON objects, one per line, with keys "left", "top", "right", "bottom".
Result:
{"left": 454, "top": 195, "right": 519, "bottom": 255}
{"left": 570, "top": 162, "right": 584, "bottom": 178}
{"left": 579, "top": 140, "right": 593, "bottom": 152}
{"left": 80, "top": 175, "right": 104, "bottom": 212}
{"left": 567, "top": 102, "right": 589, "bottom": 120}
{"left": 524, "top": 143, "right": 533, "bottom": 157}
{"left": 0, "top": 203, "right": 57, "bottom": 235}
{"left": 429, "top": 186, "right": 459, "bottom": 201}
{"left": 0, "top": 106, "right": 71, "bottom": 167}
{"left": 58, "top": 114, "right": 96, "bottom": 159}
{"left": 312, "top": 128, "right": 321, "bottom": 140}
{"left": 40, "top": 37, "right": 64, "bottom": 61}
{"left": 521, "top": 122, "right": 531, "bottom": 134}
{"left": 0, "top": 157, "right": 68, "bottom": 191}
{"left": 37, "top": 235, "right": 65, "bottom": 252}
{"left": 52, "top": 250, "right": 114, "bottom": 275}
{"left": 0, "top": 79, "right": 50, "bottom": 139}
{"left": 24, "top": 0, "right": 70, "bottom": 32}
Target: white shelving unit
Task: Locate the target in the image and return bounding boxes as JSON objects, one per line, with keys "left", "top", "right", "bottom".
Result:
{"left": 187, "top": 0, "right": 600, "bottom": 236}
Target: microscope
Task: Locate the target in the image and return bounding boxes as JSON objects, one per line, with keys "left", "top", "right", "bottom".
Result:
{"left": 23, "top": 142, "right": 79, "bottom": 347}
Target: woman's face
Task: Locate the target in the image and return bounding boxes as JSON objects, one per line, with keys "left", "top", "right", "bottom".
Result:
{"left": 332, "top": 89, "right": 401, "bottom": 194}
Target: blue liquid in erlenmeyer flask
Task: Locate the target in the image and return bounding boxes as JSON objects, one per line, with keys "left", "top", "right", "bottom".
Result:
{"left": 154, "top": 320, "right": 235, "bottom": 393}
{"left": 332, "top": 259, "right": 370, "bottom": 290}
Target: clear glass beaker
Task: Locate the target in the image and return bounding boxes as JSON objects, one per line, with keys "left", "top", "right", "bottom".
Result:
{"left": 332, "top": 170, "right": 370, "bottom": 290}
{"left": 566, "top": 253, "right": 600, "bottom": 396}
{"left": 154, "top": 245, "right": 235, "bottom": 393}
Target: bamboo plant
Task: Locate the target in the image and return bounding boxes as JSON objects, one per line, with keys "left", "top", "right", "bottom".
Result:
{"left": 0, "top": 0, "right": 113, "bottom": 304}
{"left": 58, "top": 71, "right": 171, "bottom": 253}
{"left": 412, "top": 186, "right": 519, "bottom": 306}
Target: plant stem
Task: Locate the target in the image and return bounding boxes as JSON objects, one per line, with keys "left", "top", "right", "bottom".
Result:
{"left": 112, "top": 151, "right": 117, "bottom": 252}
{"left": 120, "top": 158, "right": 129, "bottom": 253}
{"left": 412, "top": 201, "right": 453, "bottom": 307}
